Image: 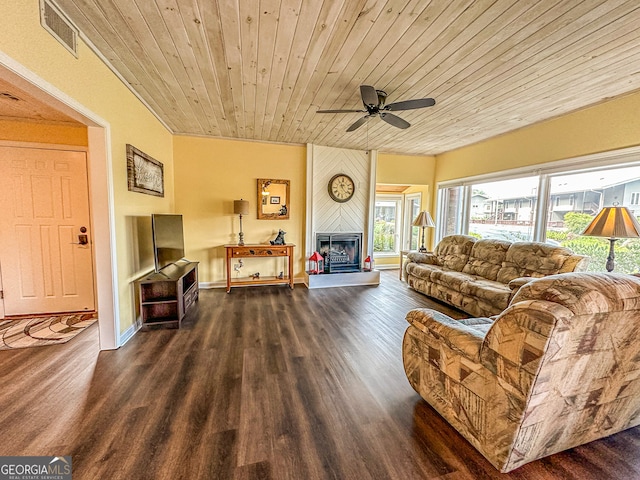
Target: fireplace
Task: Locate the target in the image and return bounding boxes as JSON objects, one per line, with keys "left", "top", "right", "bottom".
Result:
{"left": 316, "top": 233, "right": 362, "bottom": 273}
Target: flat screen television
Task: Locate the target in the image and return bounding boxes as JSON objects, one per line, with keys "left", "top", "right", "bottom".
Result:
{"left": 151, "top": 214, "right": 185, "bottom": 272}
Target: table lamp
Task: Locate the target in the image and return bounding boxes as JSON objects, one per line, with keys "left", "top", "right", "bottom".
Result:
{"left": 233, "top": 199, "right": 250, "bottom": 246}
{"left": 581, "top": 205, "right": 640, "bottom": 272}
{"left": 412, "top": 211, "right": 435, "bottom": 252}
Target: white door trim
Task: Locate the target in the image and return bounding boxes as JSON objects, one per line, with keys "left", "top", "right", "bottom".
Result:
{"left": 0, "top": 52, "right": 120, "bottom": 350}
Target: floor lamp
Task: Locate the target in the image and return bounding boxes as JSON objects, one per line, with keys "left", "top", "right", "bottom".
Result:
{"left": 413, "top": 211, "right": 435, "bottom": 253}
{"left": 581, "top": 205, "right": 640, "bottom": 272}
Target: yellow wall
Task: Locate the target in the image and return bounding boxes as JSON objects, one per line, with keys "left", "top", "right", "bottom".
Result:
{"left": 436, "top": 90, "right": 640, "bottom": 182}
{"left": 1, "top": 0, "right": 174, "bottom": 334}
{"left": 173, "top": 136, "right": 306, "bottom": 284}
{"left": 0, "top": 119, "right": 87, "bottom": 146}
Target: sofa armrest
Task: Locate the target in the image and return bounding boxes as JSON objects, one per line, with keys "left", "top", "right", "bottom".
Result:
{"left": 406, "top": 309, "right": 486, "bottom": 362}
{"left": 508, "top": 276, "right": 535, "bottom": 291}
{"left": 406, "top": 251, "right": 438, "bottom": 265}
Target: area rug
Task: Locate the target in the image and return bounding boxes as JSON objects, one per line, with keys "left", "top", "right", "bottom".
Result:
{"left": 0, "top": 312, "right": 97, "bottom": 350}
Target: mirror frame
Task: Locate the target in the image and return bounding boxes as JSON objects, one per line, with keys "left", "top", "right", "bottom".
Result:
{"left": 257, "top": 178, "right": 290, "bottom": 220}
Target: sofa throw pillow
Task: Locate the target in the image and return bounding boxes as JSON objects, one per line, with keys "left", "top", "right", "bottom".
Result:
{"left": 497, "top": 242, "right": 575, "bottom": 284}
{"left": 462, "top": 239, "right": 511, "bottom": 281}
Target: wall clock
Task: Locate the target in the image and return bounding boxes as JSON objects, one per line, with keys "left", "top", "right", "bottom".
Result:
{"left": 328, "top": 173, "right": 355, "bottom": 203}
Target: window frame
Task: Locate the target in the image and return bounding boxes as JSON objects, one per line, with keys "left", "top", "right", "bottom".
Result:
{"left": 435, "top": 146, "right": 640, "bottom": 244}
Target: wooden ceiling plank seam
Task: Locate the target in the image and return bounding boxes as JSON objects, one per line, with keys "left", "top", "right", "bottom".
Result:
{"left": 217, "top": 0, "right": 248, "bottom": 137}
{"left": 260, "top": 0, "right": 304, "bottom": 140}
{"left": 155, "top": 0, "right": 221, "bottom": 135}
{"left": 121, "top": 0, "right": 205, "bottom": 132}
{"left": 199, "top": 0, "right": 240, "bottom": 137}
{"left": 358, "top": 1, "right": 636, "bottom": 146}
{"left": 190, "top": 0, "right": 228, "bottom": 137}
{"left": 305, "top": 0, "right": 440, "bottom": 128}
{"left": 351, "top": 0, "right": 575, "bottom": 144}
{"left": 427, "top": 0, "right": 636, "bottom": 114}
{"left": 175, "top": 0, "right": 229, "bottom": 136}
{"left": 283, "top": 0, "right": 375, "bottom": 140}
{"left": 406, "top": 0, "right": 573, "bottom": 108}
{"left": 263, "top": 0, "right": 332, "bottom": 140}
{"left": 308, "top": 0, "right": 488, "bottom": 145}
{"left": 368, "top": 2, "right": 510, "bottom": 113}
{"left": 238, "top": 0, "right": 260, "bottom": 138}
{"left": 356, "top": 0, "right": 495, "bottom": 101}
{"left": 388, "top": 0, "right": 552, "bottom": 104}
{"left": 60, "top": 0, "right": 188, "bottom": 129}
{"left": 92, "top": 0, "right": 198, "bottom": 127}
{"left": 252, "top": 0, "right": 282, "bottom": 139}
{"left": 275, "top": 0, "right": 361, "bottom": 142}
{"left": 320, "top": 0, "right": 489, "bottom": 116}
{"left": 283, "top": 0, "right": 395, "bottom": 142}
{"left": 283, "top": 0, "right": 427, "bottom": 143}
{"left": 421, "top": 4, "right": 640, "bottom": 135}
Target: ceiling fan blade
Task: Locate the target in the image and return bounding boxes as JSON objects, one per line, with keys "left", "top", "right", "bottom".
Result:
{"left": 360, "top": 85, "right": 379, "bottom": 107}
{"left": 317, "top": 109, "right": 365, "bottom": 113}
{"left": 385, "top": 98, "right": 436, "bottom": 111}
{"left": 380, "top": 112, "right": 410, "bottom": 129}
{"left": 346, "top": 116, "right": 369, "bottom": 132}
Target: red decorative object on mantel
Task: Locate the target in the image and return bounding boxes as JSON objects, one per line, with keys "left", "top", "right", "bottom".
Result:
{"left": 364, "top": 255, "right": 374, "bottom": 271}
{"left": 308, "top": 251, "right": 324, "bottom": 274}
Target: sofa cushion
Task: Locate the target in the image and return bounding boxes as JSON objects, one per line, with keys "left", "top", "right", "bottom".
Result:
{"left": 405, "top": 262, "right": 445, "bottom": 281}
{"left": 462, "top": 239, "right": 511, "bottom": 281}
{"left": 496, "top": 242, "right": 577, "bottom": 284}
{"left": 460, "top": 278, "right": 512, "bottom": 311}
{"left": 429, "top": 269, "right": 476, "bottom": 291}
{"left": 434, "top": 235, "right": 476, "bottom": 272}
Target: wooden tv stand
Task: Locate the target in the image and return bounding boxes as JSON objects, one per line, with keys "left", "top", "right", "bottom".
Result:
{"left": 225, "top": 244, "right": 294, "bottom": 292}
{"left": 136, "top": 261, "right": 199, "bottom": 329}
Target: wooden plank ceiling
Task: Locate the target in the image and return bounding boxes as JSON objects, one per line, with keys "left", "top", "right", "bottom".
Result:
{"left": 53, "top": 0, "right": 640, "bottom": 155}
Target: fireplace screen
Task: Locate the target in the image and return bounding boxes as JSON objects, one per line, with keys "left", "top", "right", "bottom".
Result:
{"left": 316, "top": 233, "right": 362, "bottom": 273}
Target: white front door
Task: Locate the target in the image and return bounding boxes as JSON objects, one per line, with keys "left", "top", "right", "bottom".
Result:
{"left": 0, "top": 146, "right": 95, "bottom": 315}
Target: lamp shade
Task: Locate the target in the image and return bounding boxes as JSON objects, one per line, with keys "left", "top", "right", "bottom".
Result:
{"left": 581, "top": 206, "right": 640, "bottom": 239}
{"left": 412, "top": 211, "right": 435, "bottom": 228}
{"left": 233, "top": 199, "right": 250, "bottom": 215}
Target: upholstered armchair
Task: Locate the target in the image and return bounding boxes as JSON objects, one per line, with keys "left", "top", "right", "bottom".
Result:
{"left": 403, "top": 272, "right": 640, "bottom": 472}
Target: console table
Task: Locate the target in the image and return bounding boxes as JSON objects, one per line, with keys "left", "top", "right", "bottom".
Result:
{"left": 225, "top": 244, "right": 295, "bottom": 292}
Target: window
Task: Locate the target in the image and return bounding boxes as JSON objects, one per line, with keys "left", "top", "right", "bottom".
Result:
{"left": 546, "top": 166, "right": 640, "bottom": 273}
{"left": 374, "top": 195, "right": 403, "bottom": 255}
{"left": 437, "top": 151, "right": 640, "bottom": 274}
{"left": 468, "top": 176, "right": 538, "bottom": 242}
{"left": 403, "top": 193, "right": 422, "bottom": 250}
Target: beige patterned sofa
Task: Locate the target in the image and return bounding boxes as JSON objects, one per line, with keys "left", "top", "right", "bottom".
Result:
{"left": 404, "top": 235, "right": 588, "bottom": 317}
{"left": 403, "top": 272, "right": 640, "bottom": 472}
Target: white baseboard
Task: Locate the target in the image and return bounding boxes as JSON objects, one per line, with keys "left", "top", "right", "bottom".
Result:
{"left": 119, "top": 319, "right": 141, "bottom": 347}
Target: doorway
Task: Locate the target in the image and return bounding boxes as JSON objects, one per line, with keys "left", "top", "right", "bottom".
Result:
{"left": 0, "top": 54, "right": 118, "bottom": 350}
{"left": 0, "top": 146, "right": 96, "bottom": 315}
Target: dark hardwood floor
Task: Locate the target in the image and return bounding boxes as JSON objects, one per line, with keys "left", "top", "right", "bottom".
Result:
{"left": 1, "top": 270, "right": 639, "bottom": 479}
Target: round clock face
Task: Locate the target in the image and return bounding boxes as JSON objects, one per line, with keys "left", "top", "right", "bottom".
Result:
{"left": 328, "top": 174, "right": 355, "bottom": 203}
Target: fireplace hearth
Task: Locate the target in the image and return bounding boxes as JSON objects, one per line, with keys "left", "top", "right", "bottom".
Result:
{"left": 316, "top": 233, "right": 362, "bottom": 273}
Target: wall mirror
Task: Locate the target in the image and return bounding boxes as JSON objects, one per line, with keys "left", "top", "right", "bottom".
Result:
{"left": 257, "top": 178, "right": 290, "bottom": 220}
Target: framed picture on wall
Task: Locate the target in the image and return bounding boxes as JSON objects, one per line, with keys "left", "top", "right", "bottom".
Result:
{"left": 126, "top": 144, "right": 164, "bottom": 197}
{"left": 270, "top": 196, "right": 280, "bottom": 204}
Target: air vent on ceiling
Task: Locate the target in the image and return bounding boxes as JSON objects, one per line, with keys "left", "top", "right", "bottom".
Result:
{"left": 40, "top": 0, "right": 78, "bottom": 57}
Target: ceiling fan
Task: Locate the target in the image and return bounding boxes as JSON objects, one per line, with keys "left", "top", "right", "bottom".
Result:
{"left": 317, "top": 85, "right": 435, "bottom": 132}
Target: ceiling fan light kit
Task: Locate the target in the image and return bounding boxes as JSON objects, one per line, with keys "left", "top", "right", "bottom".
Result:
{"left": 317, "top": 85, "right": 435, "bottom": 132}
